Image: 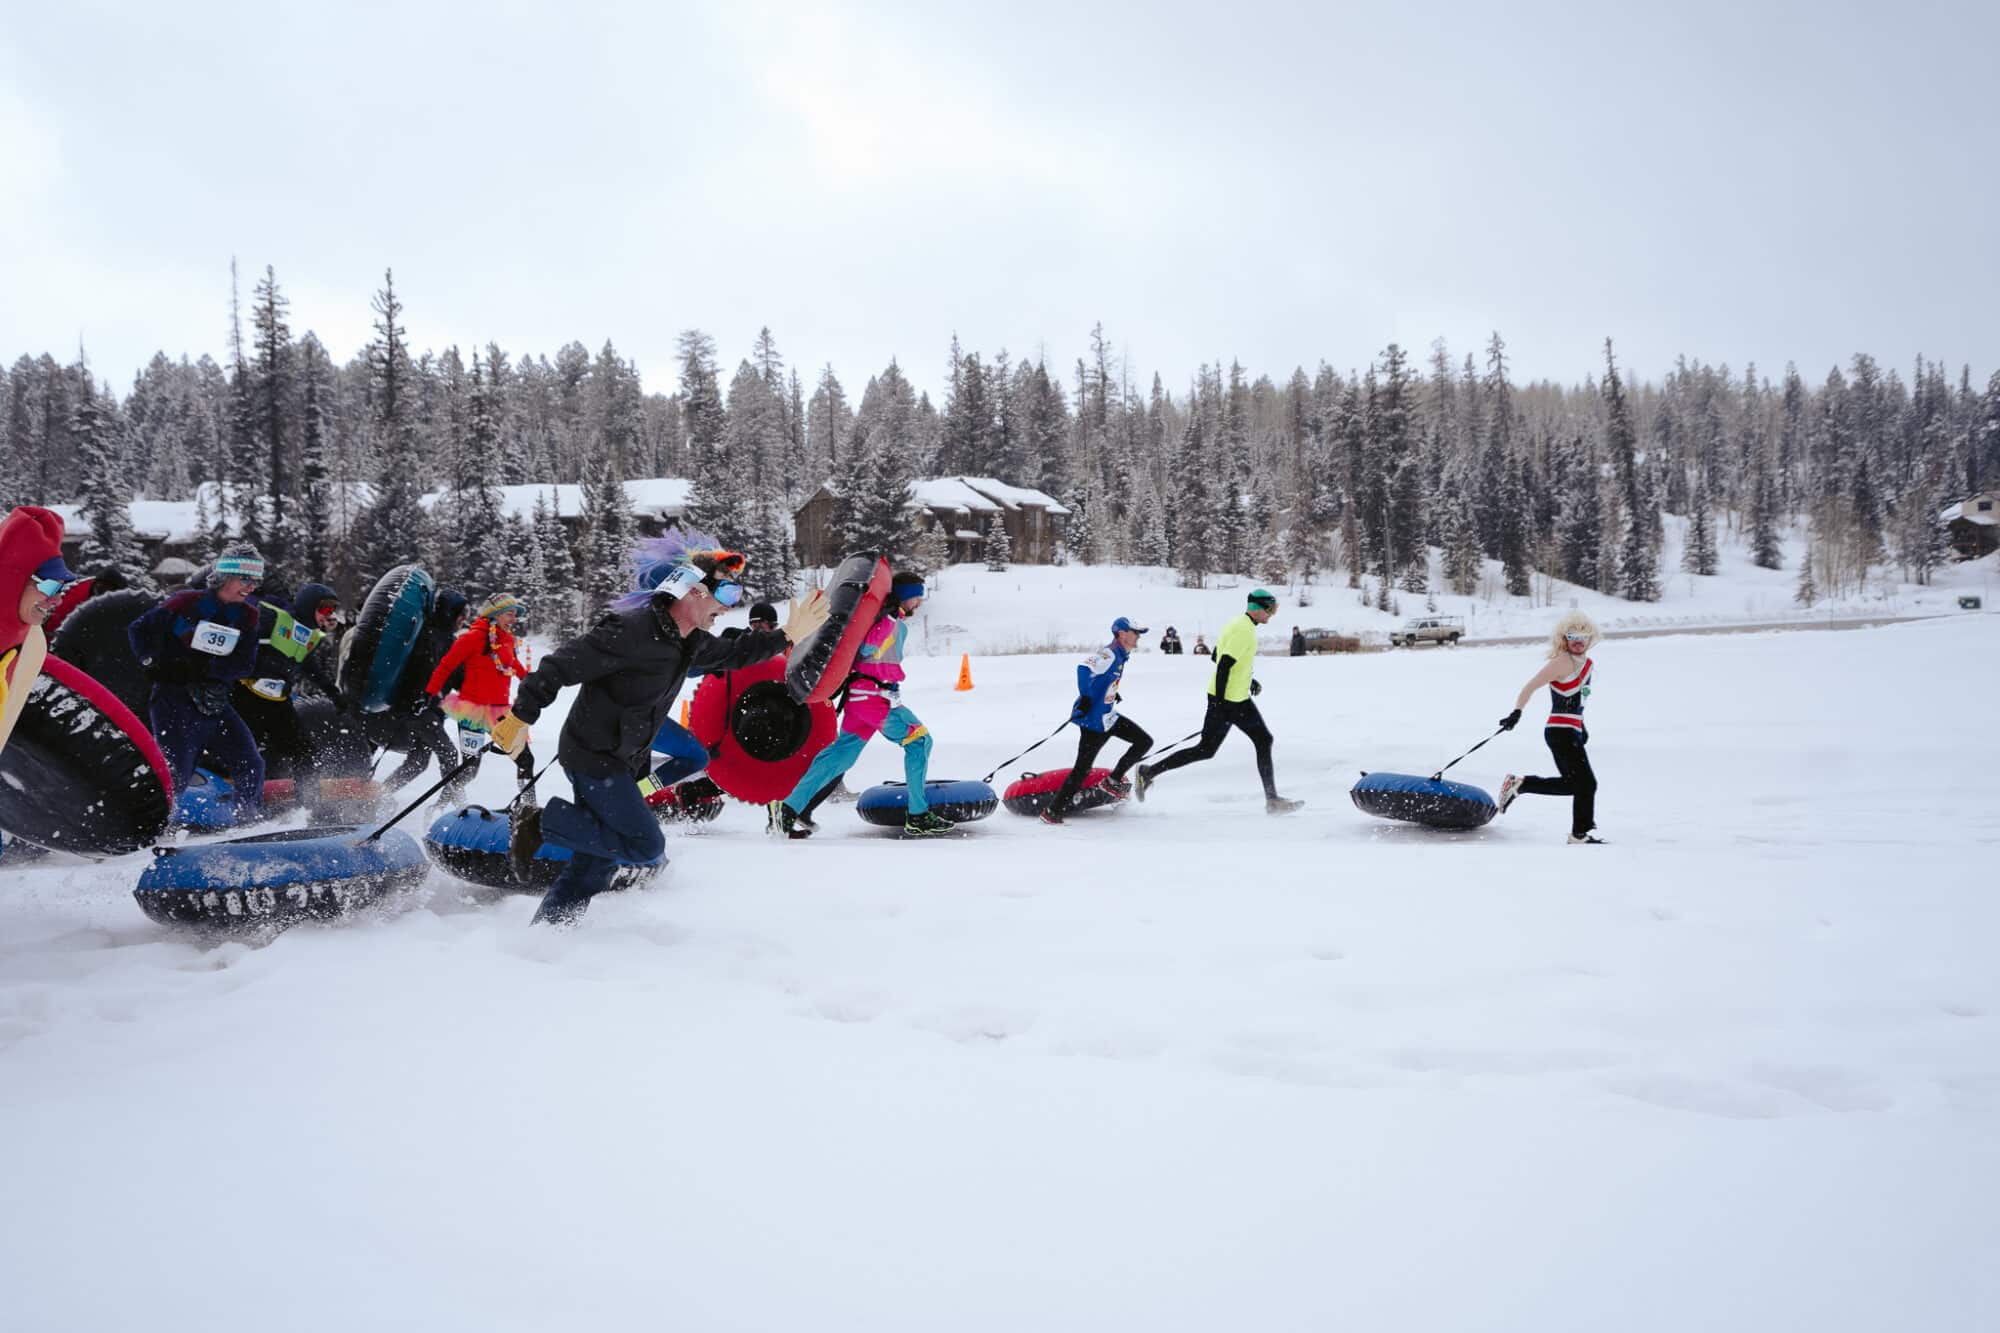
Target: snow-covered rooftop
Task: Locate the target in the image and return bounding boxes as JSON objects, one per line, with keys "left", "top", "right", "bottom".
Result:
{"left": 1939, "top": 495, "right": 1999, "bottom": 526}
{"left": 907, "top": 478, "right": 1004, "bottom": 515}
{"left": 956, "top": 476, "right": 1071, "bottom": 516}
{"left": 420, "top": 478, "right": 693, "bottom": 524}
{"left": 48, "top": 481, "right": 377, "bottom": 545}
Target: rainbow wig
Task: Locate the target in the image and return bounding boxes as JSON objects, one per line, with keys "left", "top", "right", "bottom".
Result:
{"left": 610, "top": 528, "right": 747, "bottom": 613}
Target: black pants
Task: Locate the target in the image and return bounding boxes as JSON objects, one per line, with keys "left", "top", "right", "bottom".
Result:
{"left": 1051, "top": 716, "right": 1153, "bottom": 815}
{"left": 1146, "top": 697, "right": 1277, "bottom": 799}
{"left": 1519, "top": 727, "right": 1596, "bottom": 837}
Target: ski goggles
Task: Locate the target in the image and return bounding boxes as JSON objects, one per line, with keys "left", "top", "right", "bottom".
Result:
{"left": 31, "top": 574, "right": 81, "bottom": 598}
{"left": 657, "top": 564, "right": 743, "bottom": 606}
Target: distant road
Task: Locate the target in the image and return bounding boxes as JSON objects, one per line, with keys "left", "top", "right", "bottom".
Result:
{"left": 1455, "top": 612, "right": 1957, "bottom": 648}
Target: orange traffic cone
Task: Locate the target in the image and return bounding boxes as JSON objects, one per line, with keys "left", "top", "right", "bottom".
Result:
{"left": 954, "top": 653, "right": 975, "bottom": 691}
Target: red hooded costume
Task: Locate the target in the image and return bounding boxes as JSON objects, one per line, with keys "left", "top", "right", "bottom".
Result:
{"left": 0, "top": 506, "right": 94, "bottom": 752}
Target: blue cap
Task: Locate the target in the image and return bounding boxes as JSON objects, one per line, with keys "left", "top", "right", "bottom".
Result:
{"left": 33, "top": 555, "right": 79, "bottom": 585}
{"left": 1111, "top": 616, "right": 1149, "bottom": 635}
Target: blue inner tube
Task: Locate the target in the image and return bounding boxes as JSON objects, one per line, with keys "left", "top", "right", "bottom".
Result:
{"left": 339, "top": 564, "right": 435, "bottom": 713}
{"left": 1349, "top": 771, "right": 1497, "bottom": 830}
{"left": 134, "top": 825, "right": 429, "bottom": 928}
{"left": 423, "top": 804, "right": 666, "bottom": 893}
{"left": 855, "top": 779, "right": 998, "bottom": 827}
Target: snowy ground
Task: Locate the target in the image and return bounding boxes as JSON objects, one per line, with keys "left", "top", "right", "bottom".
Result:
{"left": 900, "top": 520, "right": 1999, "bottom": 656}
{"left": 2, "top": 615, "right": 1997, "bottom": 1332}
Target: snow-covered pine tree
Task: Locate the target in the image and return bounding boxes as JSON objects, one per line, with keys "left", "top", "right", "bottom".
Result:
{"left": 983, "top": 512, "right": 1010, "bottom": 570}
{"left": 74, "top": 376, "right": 150, "bottom": 587}
{"left": 680, "top": 330, "right": 735, "bottom": 538}
{"left": 1750, "top": 452, "right": 1783, "bottom": 569}
{"left": 1795, "top": 542, "right": 1818, "bottom": 607}
{"left": 1135, "top": 487, "right": 1169, "bottom": 568}
{"left": 225, "top": 260, "right": 263, "bottom": 553}
{"left": 913, "top": 520, "right": 951, "bottom": 582}
{"left": 1259, "top": 532, "right": 1289, "bottom": 586}
{"left": 1683, "top": 470, "right": 1718, "bottom": 575}
{"left": 250, "top": 265, "right": 295, "bottom": 564}
{"left": 1604, "top": 341, "right": 1660, "bottom": 601}
{"left": 1501, "top": 457, "right": 1532, "bottom": 596}
{"left": 353, "top": 269, "right": 433, "bottom": 570}
{"left": 298, "top": 334, "right": 334, "bottom": 577}
{"left": 579, "top": 441, "right": 633, "bottom": 615}
{"left": 459, "top": 353, "right": 511, "bottom": 588}
{"left": 1442, "top": 482, "right": 1481, "bottom": 594}
{"left": 533, "top": 491, "right": 581, "bottom": 639}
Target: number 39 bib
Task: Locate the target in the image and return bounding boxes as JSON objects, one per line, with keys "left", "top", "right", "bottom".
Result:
{"left": 191, "top": 621, "right": 242, "bottom": 657}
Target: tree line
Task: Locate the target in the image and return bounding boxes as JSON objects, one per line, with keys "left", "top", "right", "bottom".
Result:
{"left": 5, "top": 263, "right": 1996, "bottom": 637}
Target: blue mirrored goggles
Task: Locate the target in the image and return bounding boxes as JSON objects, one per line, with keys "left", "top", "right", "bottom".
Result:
{"left": 32, "top": 575, "right": 81, "bottom": 599}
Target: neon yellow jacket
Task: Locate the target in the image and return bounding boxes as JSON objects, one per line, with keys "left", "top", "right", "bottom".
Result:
{"left": 1209, "top": 614, "right": 1258, "bottom": 702}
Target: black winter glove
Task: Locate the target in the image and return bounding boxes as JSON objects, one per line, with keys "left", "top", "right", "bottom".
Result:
{"left": 1499, "top": 709, "right": 1521, "bottom": 731}
{"left": 1250, "top": 679, "right": 1262, "bottom": 697}
{"left": 408, "top": 691, "right": 441, "bottom": 718}
{"left": 1072, "top": 695, "right": 1091, "bottom": 719}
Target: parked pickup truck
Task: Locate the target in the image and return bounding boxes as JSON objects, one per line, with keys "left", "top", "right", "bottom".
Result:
{"left": 1389, "top": 615, "right": 1465, "bottom": 647}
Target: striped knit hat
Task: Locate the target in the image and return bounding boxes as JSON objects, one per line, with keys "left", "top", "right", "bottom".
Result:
{"left": 478, "top": 592, "right": 523, "bottom": 620}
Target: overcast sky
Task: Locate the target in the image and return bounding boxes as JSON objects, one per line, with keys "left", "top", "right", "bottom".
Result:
{"left": 3, "top": 0, "right": 1994, "bottom": 404}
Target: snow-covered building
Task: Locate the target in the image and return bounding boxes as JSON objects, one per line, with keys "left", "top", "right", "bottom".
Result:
{"left": 1940, "top": 492, "right": 1999, "bottom": 560}
{"left": 792, "top": 476, "right": 1070, "bottom": 567}
{"left": 47, "top": 481, "right": 376, "bottom": 579}
{"left": 419, "top": 479, "right": 693, "bottom": 534}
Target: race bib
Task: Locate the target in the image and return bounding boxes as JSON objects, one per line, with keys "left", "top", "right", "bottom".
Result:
{"left": 191, "top": 621, "right": 241, "bottom": 657}
{"left": 455, "top": 722, "right": 492, "bottom": 757}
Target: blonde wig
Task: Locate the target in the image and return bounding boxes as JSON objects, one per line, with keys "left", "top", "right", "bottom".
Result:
{"left": 1546, "top": 610, "right": 1601, "bottom": 659}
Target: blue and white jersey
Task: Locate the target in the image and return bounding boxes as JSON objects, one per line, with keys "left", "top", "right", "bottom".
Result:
{"left": 1072, "top": 641, "right": 1129, "bottom": 732}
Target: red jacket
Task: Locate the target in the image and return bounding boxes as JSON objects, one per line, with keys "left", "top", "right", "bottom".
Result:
{"left": 425, "top": 617, "right": 528, "bottom": 707}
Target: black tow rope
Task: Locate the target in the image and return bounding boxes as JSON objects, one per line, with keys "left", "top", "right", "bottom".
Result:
{"left": 1429, "top": 726, "right": 1506, "bottom": 782}
{"left": 981, "top": 719, "right": 1073, "bottom": 784}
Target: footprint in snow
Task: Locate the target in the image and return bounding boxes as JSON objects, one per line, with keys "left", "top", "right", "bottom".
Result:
{"left": 1603, "top": 1073, "right": 1791, "bottom": 1120}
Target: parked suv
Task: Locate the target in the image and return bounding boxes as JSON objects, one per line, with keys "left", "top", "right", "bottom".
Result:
{"left": 1389, "top": 615, "right": 1464, "bottom": 647}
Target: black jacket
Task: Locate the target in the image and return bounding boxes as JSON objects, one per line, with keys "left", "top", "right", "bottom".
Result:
{"left": 511, "top": 596, "right": 788, "bottom": 778}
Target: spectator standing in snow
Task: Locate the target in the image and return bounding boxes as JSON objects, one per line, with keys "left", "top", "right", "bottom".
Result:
{"left": 1135, "top": 588, "right": 1302, "bottom": 815}
{"left": 1040, "top": 616, "right": 1154, "bottom": 825}
{"left": 1496, "top": 612, "right": 1604, "bottom": 844}
{"left": 494, "top": 537, "right": 823, "bottom": 926}
{"left": 427, "top": 592, "right": 536, "bottom": 791}
{"left": 1290, "top": 625, "right": 1307, "bottom": 656}
{"left": 1192, "top": 634, "right": 1210, "bottom": 657}
{"left": 127, "top": 544, "right": 269, "bottom": 819}
{"left": 1159, "top": 626, "right": 1182, "bottom": 655}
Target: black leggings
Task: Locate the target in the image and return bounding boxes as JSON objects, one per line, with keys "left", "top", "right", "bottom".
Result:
{"left": 1051, "top": 716, "right": 1153, "bottom": 815}
{"left": 1519, "top": 727, "right": 1596, "bottom": 837}
{"left": 1146, "top": 697, "right": 1277, "bottom": 799}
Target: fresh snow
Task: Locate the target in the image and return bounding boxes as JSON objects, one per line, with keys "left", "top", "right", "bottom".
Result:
{"left": 1, "top": 600, "right": 1996, "bottom": 1331}
{"left": 896, "top": 518, "right": 2000, "bottom": 656}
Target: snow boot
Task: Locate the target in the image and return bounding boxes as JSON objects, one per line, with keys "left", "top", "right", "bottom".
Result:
{"left": 904, "top": 810, "right": 956, "bottom": 837}
{"left": 1039, "top": 808, "right": 1065, "bottom": 826}
{"left": 507, "top": 804, "right": 543, "bottom": 883}
{"left": 767, "top": 800, "right": 812, "bottom": 840}
{"left": 1567, "top": 831, "right": 1606, "bottom": 845}
{"left": 1133, "top": 765, "right": 1155, "bottom": 803}
{"left": 1265, "top": 796, "right": 1304, "bottom": 815}
{"left": 1497, "top": 775, "right": 1523, "bottom": 814}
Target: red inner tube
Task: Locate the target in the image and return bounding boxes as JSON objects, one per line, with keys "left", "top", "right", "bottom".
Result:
{"left": 794, "top": 556, "right": 891, "bottom": 705}
{"left": 1002, "top": 766, "right": 1119, "bottom": 816}
{"left": 687, "top": 656, "right": 837, "bottom": 803}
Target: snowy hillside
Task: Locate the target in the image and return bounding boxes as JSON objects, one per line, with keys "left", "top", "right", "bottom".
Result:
{"left": 2, "top": 615, "right": 1996, "bottom": 1332}
{"left": 885, "top": 517, "right": 1998, "bottom": 657}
